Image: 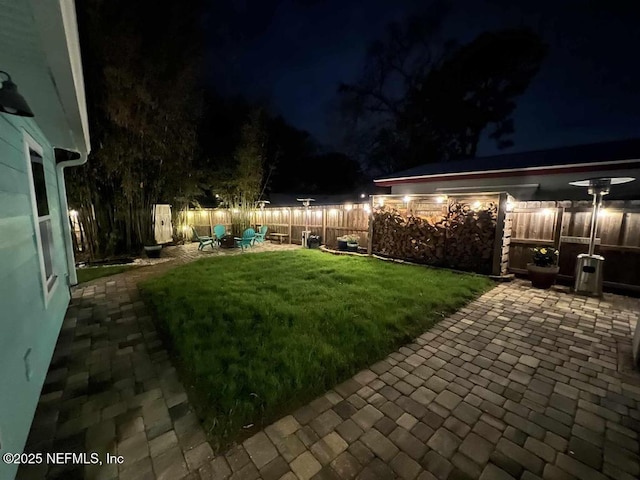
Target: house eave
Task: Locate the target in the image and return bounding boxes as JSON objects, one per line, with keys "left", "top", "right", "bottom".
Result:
{"left": 29, "top": 0, "right": 90, "bottom": 154}
{"left": 374, "top": 159, "right": 640, "bottom": 187}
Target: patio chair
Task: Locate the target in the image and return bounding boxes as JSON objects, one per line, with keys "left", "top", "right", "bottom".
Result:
{"left": 213, "top": 224, "right": 226, "bottom": 245}
{"left": 235, "top": 228, "right": 256, "bottom": 251}
{"left": 191, "top": 226, "right": 215, "bottom": 250}
{"left": 254, "top": 225, "right": 268, "bottom": 243}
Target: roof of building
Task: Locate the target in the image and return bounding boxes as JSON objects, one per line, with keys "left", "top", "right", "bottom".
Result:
{"left": 374, "top": 138, "right": 640, "bottom": 185}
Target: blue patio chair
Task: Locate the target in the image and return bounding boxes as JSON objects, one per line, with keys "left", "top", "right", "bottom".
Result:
{"left": 235, "top": 228, "right": 256, "bottom": 251}
{"left": 213, "top": 224, "right": 226, "bottom": 245}
{"left": 254, "top": 225, "right": 268, "bottom": 243}
{"left": 191, "top": 227, "right": 215, "bottom": 250}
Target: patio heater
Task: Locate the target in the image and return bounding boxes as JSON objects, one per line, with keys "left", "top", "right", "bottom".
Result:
{"left": 569, "top": 177, "right": 635, "bottom": 296}
{"left": 297, "top": 198, "right": 315, "bottom": 247}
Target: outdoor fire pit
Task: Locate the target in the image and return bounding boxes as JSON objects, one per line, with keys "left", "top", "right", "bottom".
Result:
{"left": 219, "top": 235, "right": 237, "bottom": 248}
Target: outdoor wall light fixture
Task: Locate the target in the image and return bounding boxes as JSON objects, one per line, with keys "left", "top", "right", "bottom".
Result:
{"left": 598, "top": 209, "right": 608, "bottom": 218}
{"left": 436, "top": 196, "right": 446, "bottom": 204}
{"left": 403, "top": 195, "right": 411, "bottom": 203}
{"left": 0, "top": 71, "right": 34, "bottom": 117}
{"left": 345, "top": 204, "right": 353, "bottom": 211}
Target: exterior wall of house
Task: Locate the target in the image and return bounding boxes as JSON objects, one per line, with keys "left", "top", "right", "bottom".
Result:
{"left": 0, "top": 114, "right": 71, "bottom": 478}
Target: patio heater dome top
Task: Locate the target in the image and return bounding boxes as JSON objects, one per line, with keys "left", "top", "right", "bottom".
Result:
{"left": 569, "top": 177, "right": 635, "bottom": 187}
{"left": 296, "top": 198, "right": 315, "bottom": 207}
{"left": 569, "top": 177, "right": 635, "bottom": 195}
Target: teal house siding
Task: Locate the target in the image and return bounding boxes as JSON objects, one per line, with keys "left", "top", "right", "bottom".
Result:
{"left": 0, "top": 115, "right": 71, "bottom": 479}
{"left": 1, "top": 1, "right": 90, "bottom": 478}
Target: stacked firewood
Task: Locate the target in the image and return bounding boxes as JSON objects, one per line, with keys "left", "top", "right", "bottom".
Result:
{"left": 371, "top": 202, "right": 498, "bottom": 274}
{"left": 372, "top": 208, "right": 447, "bottom": 265}
{"left": 445, "top": 202, "right": 497, "bottom": 274}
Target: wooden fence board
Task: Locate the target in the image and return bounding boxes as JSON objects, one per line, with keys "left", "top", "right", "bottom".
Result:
{"left": 509, "top": 200, "right": 640, "bottom": 289}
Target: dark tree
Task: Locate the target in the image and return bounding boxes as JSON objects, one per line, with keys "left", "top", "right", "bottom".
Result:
{"left": 69, "top": 0, "right": 206, "bottom": 256}
{"left": 340, "top": 11, "right": 547, "bottom": 174}
{"left": 266, "top": 117, "right": 317, "bottom": 193}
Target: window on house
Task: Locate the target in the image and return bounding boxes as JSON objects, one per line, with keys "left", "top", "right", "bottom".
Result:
{"left": 27, "top": 146, "right": 57, "bottom": 294}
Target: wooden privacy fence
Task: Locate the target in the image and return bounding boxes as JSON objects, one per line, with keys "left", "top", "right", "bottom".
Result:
{"left": 187, "top": 193, "right": 510, "bottom": 276}
{"left": 508, "top": 200, "right": 640, "bottom": 290}
{"left": 186, "top": 204, "right": 370, "bottom": 247}
{"left": 183, "top": 196, "right": 640, "bottom": 291}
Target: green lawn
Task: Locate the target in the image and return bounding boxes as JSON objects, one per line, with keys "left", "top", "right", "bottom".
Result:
{"left": 76, "top": 265, "right": 135, "bottom": 284}
{"left": 139, "top": 250, "right": 492, "bottom": 449}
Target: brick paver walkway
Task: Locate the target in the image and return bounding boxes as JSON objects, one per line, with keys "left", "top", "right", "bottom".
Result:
{"left": 18, "top": 246, "right": 640, "bottom": 480}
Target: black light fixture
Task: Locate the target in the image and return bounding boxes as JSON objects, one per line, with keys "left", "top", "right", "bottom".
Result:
{"left": 0, "top": 71, "right": 34, "bottom": 117}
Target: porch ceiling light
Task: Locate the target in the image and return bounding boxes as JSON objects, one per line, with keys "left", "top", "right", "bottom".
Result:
{"left": 0, "top": 71, "right": 34, "bottom": 117}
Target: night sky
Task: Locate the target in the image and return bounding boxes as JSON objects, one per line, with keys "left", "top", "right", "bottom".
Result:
{"left": 206, "top": 0, "right": 640, "bottom": 156}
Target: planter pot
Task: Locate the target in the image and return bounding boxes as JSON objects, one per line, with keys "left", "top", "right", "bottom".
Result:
{"left": 337, "top": 239, "right": 348, "bottom": 251}
{"left": 346, "top": 242, "right": 359, "bottom": 252}
{"left": 307, "top": 235, "right": 321, "bottom": 249}
{"left": 527, "top": 263, "right": 560, "bottom": 289}
{"left": 144, "top": 245, "right": 162, "bottom": 258}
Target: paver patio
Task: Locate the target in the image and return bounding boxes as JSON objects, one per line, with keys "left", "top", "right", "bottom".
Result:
{"left": 18, "top": 244, "right": 640, "bottom": 480}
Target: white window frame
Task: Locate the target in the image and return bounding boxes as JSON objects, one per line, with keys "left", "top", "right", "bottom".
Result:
{"left": 23, "top": 131, "right": 58, "bottom": 306}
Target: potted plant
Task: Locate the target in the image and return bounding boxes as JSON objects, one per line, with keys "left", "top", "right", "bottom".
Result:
{"left": 337, "top": 235, "right": 348, "bottom": 251}
{"left": 527, "top": 246, "right": 560, "bottom": 289}
{"left": 307, "top": 234, "right": 321, "bottom": 249}
{"left": 345, "top": 234, "right": 359, "bottom": 252}
{"left": 143, "top": 240, "right": 162, "bottom": 258}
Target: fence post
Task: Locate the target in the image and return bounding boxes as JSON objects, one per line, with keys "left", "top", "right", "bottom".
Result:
{"left": 288, "top": 208, "right": 292, "bottom": 244}
{"left": 367, "top": 196, "right": 374, "bottom": 255}
{"left": 322, "top": 207, "right": 326, "bottom": 245}
{"left": 492, "top": 193, "right": 508, "bottom": 276}
{"left": 553, "top": 204, "right": 564, "bottom": 250}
